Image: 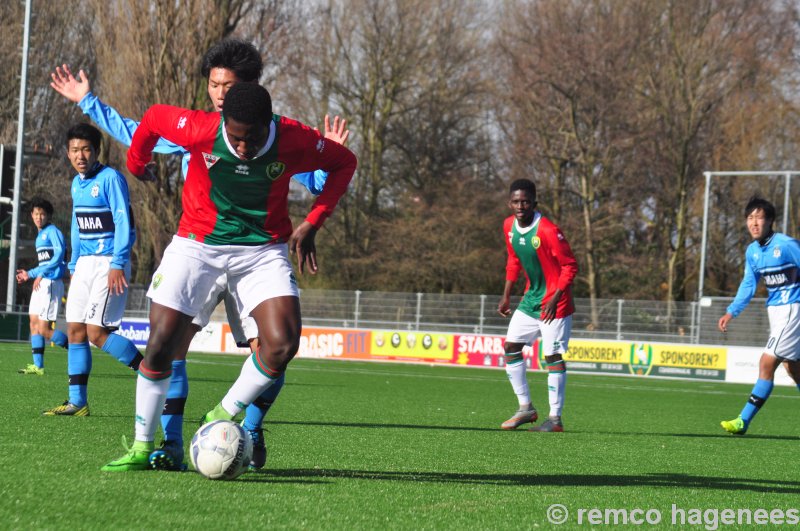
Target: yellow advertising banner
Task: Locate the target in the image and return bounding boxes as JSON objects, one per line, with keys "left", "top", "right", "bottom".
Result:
{"left": 371, "top": 330, "right": 454, "bottom": 361}
{"left": 653, "top": 345, "right": 726, "bottom": 369}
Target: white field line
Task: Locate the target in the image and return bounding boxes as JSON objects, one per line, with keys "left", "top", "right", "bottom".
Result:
{"left": 188, "top": 357, "right": 800, "bottom": 400}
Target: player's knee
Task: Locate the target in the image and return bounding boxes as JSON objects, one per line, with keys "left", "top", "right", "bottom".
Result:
{"left": 504, "top": 342, "right": 524, "bottom": 354}
{"left": 545, "top": 353, "right": 563, "bottom": 364}
{"left": 259, "top": 334, "right": 299, "bottom": 365}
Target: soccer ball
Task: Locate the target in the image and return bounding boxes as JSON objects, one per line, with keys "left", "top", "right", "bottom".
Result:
{"left": 190, "top": 420, "right": 253, "bottom": 480}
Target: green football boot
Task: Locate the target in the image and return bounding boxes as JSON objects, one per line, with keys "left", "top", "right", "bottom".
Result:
{"left": 18, "top": 364, "right": 45, "bottom": 376}
{"left": 42, "top": 401, "right": 89, "bottom": 416}
{"left": 102, "top": 439, "right": 155, "bottom": 472}
{"left": 199, "top": 403, "right": 234, "bottom": 426}
{"left": 720, "top": 416, "right": 747, "bottom": 435}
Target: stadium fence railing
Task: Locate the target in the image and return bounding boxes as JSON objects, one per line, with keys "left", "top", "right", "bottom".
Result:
{"left": 1, "top": 286, "right": 769, "bottom": 348}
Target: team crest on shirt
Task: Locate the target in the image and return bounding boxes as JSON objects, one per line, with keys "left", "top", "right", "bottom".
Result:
{"left": 42, "top": 233, "right": 48, "bottom": 241}
{"left": 774, "top": 247, "right": 781, "bottom": 258}
{"left": 152, "top": 273, "right": 163, "bottom": 289}
{"left": 202, "top": 152, "right": 220, "bottom": 169}
{"left": 532, "top": 236, "right": 541, "bottom": 249}
{"left": 90, "top": 184, "right": 100, "bottom": 198}
{"left": 266, "top": 162, "right": 285, "bottom": 181}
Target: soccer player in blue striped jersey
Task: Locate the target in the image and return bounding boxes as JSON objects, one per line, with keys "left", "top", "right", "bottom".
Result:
{"left": 16, "top": 197, "right": 68, "bottom": 375}
{"left": 718, "top": 196, "right": 800, "bottom": 434}
{"left": 42, "top": 124, "right": 143, "bottom": 416}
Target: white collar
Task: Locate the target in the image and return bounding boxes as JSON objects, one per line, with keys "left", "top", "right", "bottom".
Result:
{"left": 222, "top": 119, "right": 275, "bottom": 160}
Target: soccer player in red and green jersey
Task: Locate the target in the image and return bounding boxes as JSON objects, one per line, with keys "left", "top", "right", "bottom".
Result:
{"left": 102, "top": 82, "right": 356, "bottom": 471}
{"left": 497, "top": 178, "right": 578, "bottom": 432}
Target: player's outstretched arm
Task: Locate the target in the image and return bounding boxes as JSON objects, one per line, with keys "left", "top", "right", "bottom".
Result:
{"left": 324, "top": 115, "right": 349, "bottom": 145}
{"left": 50, "top": 64, "right": 89, "bottom": 103}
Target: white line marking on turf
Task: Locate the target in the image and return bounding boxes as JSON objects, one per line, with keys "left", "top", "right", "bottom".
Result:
{"left": 188, "top": 357, "right": 800, "bottom": 399}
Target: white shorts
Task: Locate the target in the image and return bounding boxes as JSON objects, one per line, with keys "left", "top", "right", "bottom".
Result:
{"left": 765, "top": 303, "right": 800, "bottom": 361}
{"left": 28, "top": 278, "right": 64, "bottom": 321}
{"left": 191, "top": 274, "right": 255, "bottom": 346}
{"left": 506, "top": 311, "right": 572, "bottom": 356}
{"left": 148, "top": 236, "right": 298, "bottom": 321}
{"left": 66, "top": 255, "right": 130, "bottom": 329}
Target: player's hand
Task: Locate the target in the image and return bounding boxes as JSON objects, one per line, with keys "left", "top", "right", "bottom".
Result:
{"left": 32, "top": 276, "right": 42, "bottom": 292}
{"left": 288, "top": 221, "right": 318, "bottom": 275}
{"left": 718, "top": 313, "right": 733, "bottom": 333}
{"left": 322, "top": 115, "right": 349, "bottom": 146}
{"left": 15, "top": 269, "right": 29, "bottom": 284}
{"left": 497, "top": 297, "right": 512, "bottom": 317}
{"left": 540, "top": 289, "right": 563, "bottom": 324}
{"left": 134, "top": 162, "right": 158, "bottom": 183}
{"left": 107, "top": 268, "right": 128, "bottom": 296}
{"left": 50, "top": 64, "right": 90, "bottom": 103}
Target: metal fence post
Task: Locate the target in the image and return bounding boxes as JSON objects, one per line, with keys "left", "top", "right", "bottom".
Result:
{"left": 415, "top": 292, "right": 422, "bottom": 331}
{"left": 478, "top": 294, "right": 486, "bottom": 334}
{"left": 354, "top": 290, "right": 361, "bottom": 329}
{"left": 616, "top": 299, "right": 623, "bottom": 340}
{"left": 689, "top": 301, "right": 697, "bottom": 345}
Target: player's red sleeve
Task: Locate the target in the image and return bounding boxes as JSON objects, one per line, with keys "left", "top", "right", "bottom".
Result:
{"left": 504, "top": 216, "right": 523, "bottom": 283}
{"left": 543, "top": 221, "right": 578, "bottom": 291}
{"left": 127, "top": 105, "right": 214, "bottom": 177}
{"left": 302, "top": 133, "right": 357, "bottom": 228}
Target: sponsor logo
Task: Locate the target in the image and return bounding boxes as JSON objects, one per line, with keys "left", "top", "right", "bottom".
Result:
{"left": 422, "top": 334, "right": 433, "bottom": 349}
{"left": 90, "top": 184, "right": 99, "bottom": 198}
{"left": 177, "top": 116, "right": 187, "bottom": 129}
{"left": 202, "top": 152, "right": 219, "bottom": 169}
{"left": 289, "top": 272, "right": 297, "bottom": 285}
{"left": 38, "top": 249, "right": 53, "bottom": 262}
{"left": 391, "top": 333, "right": 401, "bottom": 348}
{"left": 316, "top": 139, "right": 325, "bottom": 152}
{"left": 629, "top": 343, "right": 654, "bottom": 376}
{"left": 267, "top": 161, "right": 285, "bottom": 181}
{"left": 89, "top": 303, "right": 97, "bottom": 319}
{"left": 532, "top": 236, "right": 541, "bottom": 249}
{"left": 152, "top": 273, "right": 163, "bottom": 289}
{"left": 76, "top": 215, "right": 106, "bottom": 231}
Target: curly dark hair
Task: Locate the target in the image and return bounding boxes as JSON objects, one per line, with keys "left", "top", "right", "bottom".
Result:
{"left": 510, "top": 178, "right": 537, "bottom": 200}
{"left": 222, "top": 83, "right": 272, "bottom": 126}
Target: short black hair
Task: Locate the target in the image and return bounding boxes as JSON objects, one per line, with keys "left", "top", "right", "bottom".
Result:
{"left": 201, "top": 38, "right": 263, "bottom": 82}
{"left": 29, "top": 196, "right": 53, "bottom": 216}
{"left": 222, "top": 83, "right": 272, "bottom": 126}
{"left": 510, "top": 178, "right": 536, "bottom": 200}
{"left": 66, "top": 123, "right": 102, "bottom": 152}
{"left": 745, "top": 195, "right": 776, "bottom": 222}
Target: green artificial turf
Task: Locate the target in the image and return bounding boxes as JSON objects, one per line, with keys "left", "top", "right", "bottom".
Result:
{"left": 2, "top": 342, "right": 799, "bottom": 529}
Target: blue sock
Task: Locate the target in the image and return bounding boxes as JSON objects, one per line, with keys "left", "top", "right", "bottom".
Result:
{"left": 740, "top": 378, "right": 774, "bottom": 426}
{"left": 51, "top": 329, "right": 68, "bottom": 349}
{"left": 162, "top": 360, "right": 188, "bottom": 444}
{"left": 31, "top": 334, "right": 45, "bottom": 368}
{"left": 101, "top": 333, "right": 143, "bottom": 370}
{"left": 67, "top": 342, "right": 92, "bottom": 407}
{"left": 242, "top": 373, "right": 285, "bottom": 431}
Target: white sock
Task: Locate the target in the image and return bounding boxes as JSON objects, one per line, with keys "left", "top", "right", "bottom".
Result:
{"left": 505, "top": 358, "right": 530, "bottom": 407}
{"left": 220, "top": 355, "right": 279, "bottom": 416}
{"left": 548, "top": 371, "right": 566, "bottom": 418}
{"left": 134, "top": 374, "right": 171, "bottom": 442}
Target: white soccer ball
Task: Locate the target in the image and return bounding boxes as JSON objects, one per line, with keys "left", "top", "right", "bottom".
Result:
{"left": 190, "top": 420, "right": 253, "bottom": 480}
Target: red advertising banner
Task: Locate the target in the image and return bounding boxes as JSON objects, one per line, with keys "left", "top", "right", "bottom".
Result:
{"left": 453, "top": 334, "right": 540, "bottom": 370}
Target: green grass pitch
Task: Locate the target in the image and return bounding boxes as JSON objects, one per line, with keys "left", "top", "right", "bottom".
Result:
{"left": 2, "top": 342, "right": 799, "bottom": 529}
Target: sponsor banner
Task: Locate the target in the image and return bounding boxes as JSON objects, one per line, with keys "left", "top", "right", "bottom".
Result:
{"left": 371, "top": 330, "right": 454, "bottom": 362}
{"left": 298, "top": 328, "right": 371, "bottom": 359}
{"left": 558, "top": 340, "right": 630, "bottom": 375}
{"left": 726, "top": 346, "right": 795, "bottom": 386}
{"left": 453, "top": 334, "right": 539, "bottom": 370}
{"left": 189, "top": 322, "right": 224, "bottom": 354}
{"left": 114, "top": 318, "right": 150, "bottom": 347}
{"left": 650, "top": 344, "right": 726, "bottom": 381}
{"left": 221, "top": 323, "right": 250, "bottom": 354}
